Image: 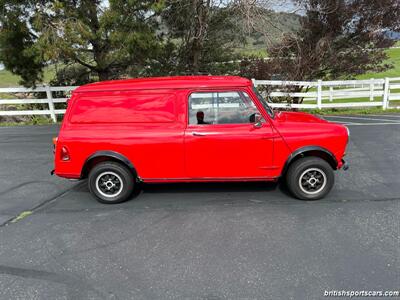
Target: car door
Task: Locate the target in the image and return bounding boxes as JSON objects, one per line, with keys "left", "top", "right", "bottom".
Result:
{"left": 184, "top": 89, "right": 275, "bottom": 179}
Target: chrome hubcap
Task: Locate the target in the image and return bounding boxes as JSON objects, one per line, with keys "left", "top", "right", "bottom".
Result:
{"left": 299, "top": 168, "right": 327, "bottom": 195}
{"left": 95, "top": 171, "right": 123, "bottom": 198}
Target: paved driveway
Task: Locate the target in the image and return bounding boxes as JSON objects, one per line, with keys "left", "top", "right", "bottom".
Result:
{"left": 0, "top": 125, "right": 74, "bottom": 225}
{"left": 0, "top": 115, "right": 399, "bottom": 299}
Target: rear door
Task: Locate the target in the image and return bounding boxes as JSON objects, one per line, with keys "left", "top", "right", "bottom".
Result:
{"left": 184, "top": 89, "right": 275, "bottom": 179}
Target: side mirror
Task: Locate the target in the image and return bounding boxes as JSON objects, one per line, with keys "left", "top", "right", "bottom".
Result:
{"left": 251, "top": 113, "right": 263, "bottom": 128}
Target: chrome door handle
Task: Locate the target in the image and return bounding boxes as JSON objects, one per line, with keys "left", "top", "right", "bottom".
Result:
{"left": 192, "top": 132, "right": 207, "bottom": 136}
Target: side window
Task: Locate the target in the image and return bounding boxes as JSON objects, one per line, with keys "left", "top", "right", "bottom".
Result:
{"left": 189, "top": 91, "right": 262, "bottom": 125}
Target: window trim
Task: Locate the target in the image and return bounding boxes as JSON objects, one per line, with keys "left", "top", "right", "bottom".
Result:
{"left": 252, "top": 87, "right": 275, "bottom": 119}
{"left": 187, "top": 89, "right": 263, "bottom": 126}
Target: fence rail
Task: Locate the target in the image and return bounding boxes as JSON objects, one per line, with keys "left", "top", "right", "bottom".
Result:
{"left": 0, "top": 77, "right": 399, "bottom": 122}
{"left": 0, "top": 86, "right": 77, "bottom": 122}
{"left": 253, "top": 77, "right": 400, "bottom": 110}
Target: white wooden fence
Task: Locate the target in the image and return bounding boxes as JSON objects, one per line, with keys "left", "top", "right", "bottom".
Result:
{"left": 253, "top": 77, "right": 400, "bottom": 110}
{"left": 0, "top": 77, "right": 399, "bottom": 123}
{"left": 0, "top": 86, "right": 77, "bottom": 122}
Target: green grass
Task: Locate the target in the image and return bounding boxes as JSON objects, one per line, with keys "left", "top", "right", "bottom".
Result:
{"left": 304, "top": 107, "right": 400, "bottom": 115}
{"left": 0, "top": 70, "right": 22, "bottom": 87}
{"left": 236, "top": 48, "right": 268, "bottom": 58}
{"left": 301, "top": 95, "right": 400, "bottom": 104}
{"left": 356, "top": 47, "right": 400, "bottom": 79}
{"left": 0, "top": 116, "right": 55, "bottom": 126}
{"left": 0, "top": 66, "right": 56, "bottom": 88}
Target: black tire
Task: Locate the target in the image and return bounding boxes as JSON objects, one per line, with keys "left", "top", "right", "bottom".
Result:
{"left": 88, "top": 161, "right": 135, "bottom": 204}
{"left": 286, "top": 157, "right": 334, "bottom": 200}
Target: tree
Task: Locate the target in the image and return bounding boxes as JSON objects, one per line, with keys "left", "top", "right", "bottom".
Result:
{"left": 161, "top": 0, "right": 245, "bottom": 74}
{"left": 0, "top": 3, "right": 45, "bottom": 86}
{"left": 240, "top": 0, "right": 400, "bottom": 102}
{"left": 0, "top": 0, "right": 163, "bottom": 86}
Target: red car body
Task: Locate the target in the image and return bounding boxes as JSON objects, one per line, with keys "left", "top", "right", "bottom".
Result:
{"left": 54, "top": 76, "right": 348, "bottom": 196}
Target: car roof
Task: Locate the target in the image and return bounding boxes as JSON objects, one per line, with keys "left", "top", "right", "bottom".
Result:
{"left": 74, "top": 76, "right": 252, "bottom": 93}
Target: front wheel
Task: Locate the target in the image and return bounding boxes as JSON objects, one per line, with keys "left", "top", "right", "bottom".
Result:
{"left": 286, "top": 157, "right": 334, "bottom": 200}
{"left": 88, "top": 161, "right": 135, "bottom": 204}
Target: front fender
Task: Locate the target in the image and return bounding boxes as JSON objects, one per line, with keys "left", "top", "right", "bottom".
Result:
{"left": 281, "top": 146, "right": 338, "bottom": 175}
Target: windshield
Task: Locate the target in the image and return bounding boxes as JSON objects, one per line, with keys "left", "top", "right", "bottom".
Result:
{"left": 253, "top": 87, "right": 274, "bottom": 118}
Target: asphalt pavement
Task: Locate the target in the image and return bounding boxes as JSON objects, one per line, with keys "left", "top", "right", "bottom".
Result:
{"left": 0, "top": 115, "right": 399, "bottom": 299}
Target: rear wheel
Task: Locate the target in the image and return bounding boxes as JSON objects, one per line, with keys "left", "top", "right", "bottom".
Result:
{"left": 88, "top": 161, "right": 135, "bottom": 204}
{"left": 286, "top": 157, "right": 334, "bottom": 200}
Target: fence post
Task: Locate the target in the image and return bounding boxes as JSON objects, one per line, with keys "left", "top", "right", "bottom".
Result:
{"left": 251, "top": 78, "right": 257, "bottom": 88}
{"left": 317, "top": 80, "right": 322, "bottom": 109}
{"left": 329, "top": 86, "right": 333, "bottom": 102}
{"left": 382, "top": 77, "right": 390, "bottom": 110}
{"left": 369, "top": 78, "right": 374, "bottom": 101}
{"left": 45, "top": 85, "right": 57, "bottom": 122}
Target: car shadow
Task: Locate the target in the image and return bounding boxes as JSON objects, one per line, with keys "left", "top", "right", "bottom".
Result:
{"left": 74, "top": 179, "right": 297, "bottom": 200}
{"left": 62, "top": 179, "right": 304, "bottom": 211}
{"left": 140, "top": 181, "right": 279, "bottom": 194}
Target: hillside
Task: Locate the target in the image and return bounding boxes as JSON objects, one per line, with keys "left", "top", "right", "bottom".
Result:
{"left": 235, "top": 11, "right": 301, "bottom": 56}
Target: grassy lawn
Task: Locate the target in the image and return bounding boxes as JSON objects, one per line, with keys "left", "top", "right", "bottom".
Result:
{"left": 0, "top": 66, "right": 56, "bottom": 88}
{"left": 356, "top": 47, "right": 400, "bottom": 79}
{"left": 0, "top": 117, "right": 55, "bottom": 126}
{"left": 303, "top": 107, "right": 400, "bottom": 115}
{"left": 302, "top": 97, "right": 378, "bottom": 104}
{"left": 0, "top": 71, "right": 22, "bottom": 88}
{"left": 283, "top": 97, "right": 400, "bottom": 109}
{"left": 236, "top": 48, "right": 268, "bottom": 58}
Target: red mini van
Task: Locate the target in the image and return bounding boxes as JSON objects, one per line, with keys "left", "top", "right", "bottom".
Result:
{"left": 53, "top": 76, "right": 349, "bottom": 203}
